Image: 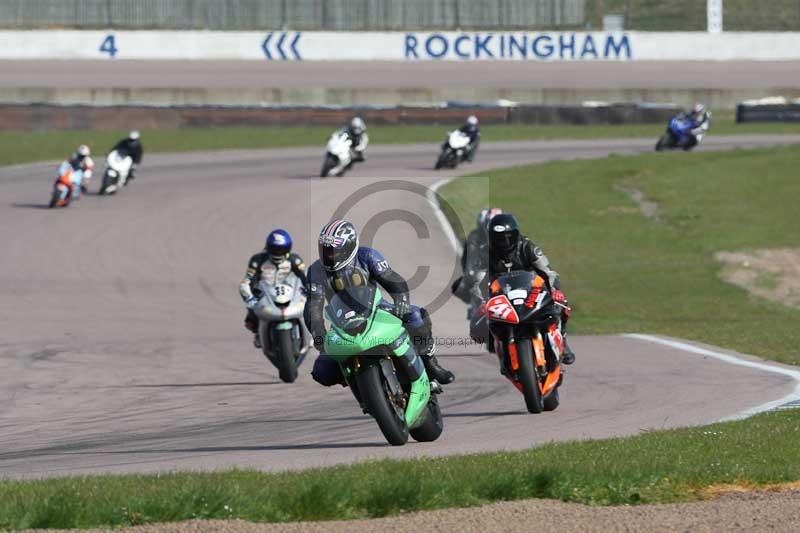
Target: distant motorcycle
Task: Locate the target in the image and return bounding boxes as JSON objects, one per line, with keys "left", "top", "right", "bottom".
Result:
{"left": 655, "top": 115, "right": 709, "bottom": 151}
{"left": 320, "top": 131, "right": 354, "bottom": 177}
{"left": 252, "top": 270, "right": 311, "bottom": 383}
{"left": 98, "top": 150, "right": 133, "bottom": 195}
{"left": 485, "top": 270, "right": 566, "bottom": 413}
{"left": 48, "top": 162, "right": 84, "bottom": 208}
{"left": 435, "top": 130, "right": 471, "bottom": 169}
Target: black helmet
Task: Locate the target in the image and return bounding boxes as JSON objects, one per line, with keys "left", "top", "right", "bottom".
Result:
{"left": 488, "top": 213, "right": 520, "bottom": 255}
{"left": 319, "top": 219, "right": 359, "bottom": 272}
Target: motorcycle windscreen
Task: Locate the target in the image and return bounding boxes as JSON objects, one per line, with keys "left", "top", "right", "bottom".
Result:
{"left": 495, "top": 270, "right": 535, "bottom": 292}
{"left": 328, "top": 284, "right": 376, "bottom": 336}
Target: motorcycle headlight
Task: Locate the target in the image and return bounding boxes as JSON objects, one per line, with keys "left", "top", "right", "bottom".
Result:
{"left": 108, "top": 170, "right": 118, "bottom": 177}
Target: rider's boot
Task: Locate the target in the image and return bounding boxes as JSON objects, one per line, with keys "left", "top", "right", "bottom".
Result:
{"left": 253, "top": 334, "right": 262, "bottom": 349}
{"left": 417, "top": 338, "right": 455, "bottom": 384}
{"left": 561, "top": 336, "right": 575, "bottom": 365}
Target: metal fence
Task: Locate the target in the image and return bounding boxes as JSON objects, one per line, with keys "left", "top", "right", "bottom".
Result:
{"left": 0, "top": 0, "right": 586, "bottom": 30}
{"left": 585, "top": 0, "right": 800, "bottom": 31}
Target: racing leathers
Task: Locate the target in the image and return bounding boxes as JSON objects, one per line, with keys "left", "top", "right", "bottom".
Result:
{"left": 682, "top": 110, "right": 711, "bottom": 148}
{"left": 474, "top": 237, "right": 575, "bottom": 365}
{"left": 239, "top": 251, "right": 307, "bottom": 347}
{"left": 111, "top": 137, "right": 143, "bottom": 178}
{"left": 458, "top": 123, "right": 480, "bottom": 162}
{"left": 304, "top": 246, "right": 455, "bottom": 386}
{"left": 59, "top": 153, "right": 94, "bottom": 198}
{"left": 344, "top": 128, "right": 369, "bottom": 163}
{"left": 451, "top": 227, "right": 489, "bottom": 305}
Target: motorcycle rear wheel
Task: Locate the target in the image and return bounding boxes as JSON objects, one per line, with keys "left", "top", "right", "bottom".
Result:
{"left": 516, "top": 341, "right": 544, "bottom": 413}
{"left": 356, "top": 363, "right": 409, "bottom": 445}
{"left": 409, "top": 396, "right": 444, "bottom": 442}
{"left": 320, "top": 154, "right": 338, "bottom": 178}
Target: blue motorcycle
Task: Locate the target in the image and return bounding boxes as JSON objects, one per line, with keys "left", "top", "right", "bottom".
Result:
{"left": 655, "top": 115, "right": 707, "bottom": 152}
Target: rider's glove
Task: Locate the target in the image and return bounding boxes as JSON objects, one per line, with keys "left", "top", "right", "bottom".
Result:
{"left": 245, "top": 297, "right": 258, "bottom": 309}
{"left": 552, "top": 289, "right": 567, "bottom": 305}
{"left": 394, "top": 298, "right": 411, "bottom": 320}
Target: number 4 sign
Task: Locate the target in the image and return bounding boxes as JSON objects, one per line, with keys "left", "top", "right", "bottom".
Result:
{"left": 99, "top": 34, "right": 118, "bottom": 58}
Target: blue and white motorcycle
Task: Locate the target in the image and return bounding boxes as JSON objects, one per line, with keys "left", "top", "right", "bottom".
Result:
{"left": 655, "top": 114, "right": 710, "bottom": 152}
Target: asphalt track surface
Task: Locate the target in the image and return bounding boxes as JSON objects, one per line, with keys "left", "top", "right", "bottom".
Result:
{"left": 2, "top": 60, "right": 800, "bottom": 89}
{"left": 2, "top": 135, "right": 800, "bottom": 479}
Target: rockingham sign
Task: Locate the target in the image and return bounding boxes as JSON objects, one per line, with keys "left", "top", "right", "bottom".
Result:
{"left": 403, "top": 32, "right": 631, "bottom": 60}
{"left": 2, "top": 30, "right": 800, "bottom": 61}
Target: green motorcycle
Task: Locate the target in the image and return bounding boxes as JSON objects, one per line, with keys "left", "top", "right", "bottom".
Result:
{"left": 324, "top": 284, "right": 444, "bottom": 446}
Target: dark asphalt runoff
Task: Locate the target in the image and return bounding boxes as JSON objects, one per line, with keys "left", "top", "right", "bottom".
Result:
{"left": 1, "top": 135, "right": 799, "bottom": 478}
{"left": 2, "top": 60, "right": 800, "bottom": 89}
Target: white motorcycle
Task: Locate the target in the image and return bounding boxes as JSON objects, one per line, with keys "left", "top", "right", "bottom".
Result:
{"left": 320, "top": 131, "right": 354, "bottom": 178}
{"left": 253, "top": 270, "right": 311, "bottom": 383}
{"left": 435, "top": 130, "right": 472, "bottom": 170}
{"left": 98, "top": 150, "right": 133, "bottom": 195}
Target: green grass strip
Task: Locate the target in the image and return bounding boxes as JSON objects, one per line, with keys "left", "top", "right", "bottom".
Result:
{"left": 440, "top": 144, "right": 800, "bottom": 365}
{"left": 3, "top": 116, "right": 800, "bottom": 168}
{"left": 1, "top": 410, "right": 798, "bottom": 529}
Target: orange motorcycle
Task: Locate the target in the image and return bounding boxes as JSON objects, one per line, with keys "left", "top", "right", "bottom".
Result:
{"left": 485, "top": 270, "right": 566, "bottom": 413}
{"left": 49, "top": 164, "right": 75, "bottom": 208}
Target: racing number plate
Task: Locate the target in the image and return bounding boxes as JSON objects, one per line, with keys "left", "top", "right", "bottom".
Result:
{"left": 486, "top": 295, "right": 520, "bottom": 324}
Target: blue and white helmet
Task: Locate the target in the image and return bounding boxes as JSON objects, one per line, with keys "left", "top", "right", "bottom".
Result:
{"left": 319, "top": 219, "right": 359, "bottom": 272}
{"left": 266, "top": 229, "right": 292, "bottom": 259}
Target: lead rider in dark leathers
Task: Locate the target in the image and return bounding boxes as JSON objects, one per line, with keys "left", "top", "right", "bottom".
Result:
{"left": 477, "top": 213, "right": 576, "bottom": 365}
{"left": 304, "top": 220, "right": 455, "bottom": 386}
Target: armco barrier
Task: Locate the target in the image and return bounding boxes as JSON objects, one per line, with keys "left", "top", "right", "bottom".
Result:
{"left": 0, "top": 103, "right": 677, "bottom": 132}
{"left": 736, "top": 104, "right": 800, "bottom": 123}
{"left": 4, "top": 30, "right": 800, "bottom": 61}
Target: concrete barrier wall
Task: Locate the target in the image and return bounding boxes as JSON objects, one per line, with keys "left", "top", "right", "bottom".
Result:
{"left": 3, "top": 30, "right": 800, "bottom": 61}
{"left": 0, "top": 103, "right": 677, "bottom": 132}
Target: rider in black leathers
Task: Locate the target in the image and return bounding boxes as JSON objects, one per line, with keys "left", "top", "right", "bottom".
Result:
{"left": 111, "top": 131, "right": 144, "bottom": 179}
{"left": 451, "top": 207, "right": 502, "bottom": 304}
{"left": 458, "top": 115, "right": 480, "bottom": 162}
{"left": 474, "top": 212, "right": 575, "bottom": 365}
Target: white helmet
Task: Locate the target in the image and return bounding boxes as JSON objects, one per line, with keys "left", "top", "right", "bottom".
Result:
{"left": 77, "top": 144, "right": 90, "bottom": 157}
{"left": 129, "top": 130, "right": 140, "bottom": 140}
{"left": 690, "top": 103, "right": 705, "bottom": 118}
{"left": 466, "top": 115, "right": 479, "bottom": 127}
{"left": 349, "top": 117, "right": 366, "bottom": 136}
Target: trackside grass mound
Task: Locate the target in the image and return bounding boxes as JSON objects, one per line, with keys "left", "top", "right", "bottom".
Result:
{"left": 440, "top": 144, "right": 800, "bottom": 365}
{"left": 1, "top": 410, "right": 798, "bottom": 529}
{"left": 2, "top": 117, "right": 800, "bottom": 167}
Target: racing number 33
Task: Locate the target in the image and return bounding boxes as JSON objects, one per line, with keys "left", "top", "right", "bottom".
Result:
{"left": 100, "top": 34, "right": 118, "bottom": 58}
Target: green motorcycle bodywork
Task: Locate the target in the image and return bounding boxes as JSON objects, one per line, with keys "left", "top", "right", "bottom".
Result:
{"left": 324, "top": 288, "right": 430, "bottom": 428}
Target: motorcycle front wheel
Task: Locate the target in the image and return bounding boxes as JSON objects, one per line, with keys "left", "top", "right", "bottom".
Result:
{"left": 275, "top": 328, "right": 298, "bottom": 383}
{"left": 356, "top": 362, "right": 409, "bottom": 446}
{"left": 516, "top": 340, "right": 544, "bottom": 413}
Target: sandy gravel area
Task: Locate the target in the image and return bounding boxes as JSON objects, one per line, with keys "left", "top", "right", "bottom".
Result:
{"left": 716, "top": 248, "right": 800, "bottom": 309}
{"left": 53, "top": 488, "right": 800, "bottom": 533}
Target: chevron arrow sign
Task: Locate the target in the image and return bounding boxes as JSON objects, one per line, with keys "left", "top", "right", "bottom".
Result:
{"left": 262, "top": 32, "right": 302, "bottom": 60}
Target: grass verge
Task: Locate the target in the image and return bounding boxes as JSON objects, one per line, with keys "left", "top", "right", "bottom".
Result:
{"left": 1, "top": 410, "right": 799, "bottom": 529}
{"left": 440, "top": 144, "right": 800, "bottom": 365}
{"left": 3, "top": 116, "right": 800, "bottom": 168}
